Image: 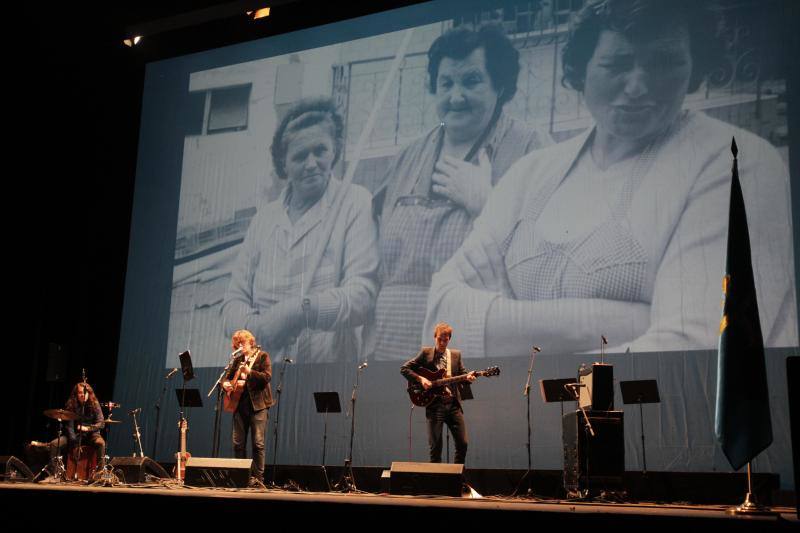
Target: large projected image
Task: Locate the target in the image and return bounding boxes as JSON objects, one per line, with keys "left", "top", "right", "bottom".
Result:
{"left": 116, "top": 0, "right": 798, "bottom": 487}
{"left": 167, "top": 1, "right": 796, "bottom": 369}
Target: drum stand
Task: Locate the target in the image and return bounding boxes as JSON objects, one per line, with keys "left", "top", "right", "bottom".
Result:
{"left": 34, "top": 418, "right": 67, "bottom": 483}
{"left": 92, "top": 405, "right": 121, "bottom": 486}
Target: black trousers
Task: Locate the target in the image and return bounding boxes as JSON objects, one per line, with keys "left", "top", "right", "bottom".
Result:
{"left": 232, "top": 393, "right": 268, "bottom": 481}
{"left": 425, "top": 400, "right": 468, "bottom": 464}
{"left": 49, "top": 434, "right": 106, "bottom": 465}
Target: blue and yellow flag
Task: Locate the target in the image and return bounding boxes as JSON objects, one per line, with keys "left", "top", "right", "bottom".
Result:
{"left": 714, "top": 137, "right": 773, "bottom": 470}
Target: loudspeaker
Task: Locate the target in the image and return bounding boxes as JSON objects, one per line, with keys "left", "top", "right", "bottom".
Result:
{"left": 0, "top": 456, "right": 33, "bottom": 482}
{"left": 184, "top": 457, "right": 252, "bottom": 488}
{"left": 389, "top": 461, "right": 463, "bottom": 496}
{"left": 563, "top": 410, "right": 624, "bottom": 493}
{"left": 110, "top": 456, "right": 170, "bottom": 483}
{"left": 578, "top": 363, "right": 614, "bottom": 411}
{"left": 787, "top": 356, "right": 799, "bottom": 519}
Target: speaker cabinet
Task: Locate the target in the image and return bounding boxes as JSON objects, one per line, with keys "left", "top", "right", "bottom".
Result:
{"left": 578, "top": 363, "right": 614, "bottom": 411}
{"left": 184, "top": 457, "right": 252, "bottom": 488}
{"left": 563, "top": 410, "right": 624, "bottom": 494}
{"left": 0, "top": 456, "right": 33, "bottom": 482}
{"left": 389, "top": 461, "right": 463, "bottom": 496}
{"left": 109, "top": 456, "right": 170, "bottom": 483}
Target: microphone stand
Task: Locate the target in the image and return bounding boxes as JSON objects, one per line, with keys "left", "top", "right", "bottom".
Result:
{"left": 269, "top": 357, "right": 292, "bottom": 486}
{"left": 209, "top": 351, "right": 240, "bottom": 458}
{"left": 131, "top": 409, "right": 145, "bottom": 458}
{"left": 513, "top": 346, "right": 540, "bottom": 496}
{"left": 335, "top": 362, "right": 366, "bottom": 492}
{"left": 151, "top": 370, "right": 177, "bottom": 459}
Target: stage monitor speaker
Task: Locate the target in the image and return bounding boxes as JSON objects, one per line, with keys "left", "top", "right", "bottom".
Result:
{"left": 0, "top": 456, "right": 33, "bottom": 482}
{"left": 389, "top": 461, "right": 463, "bottom": 496}
{"left": 563, "top": 410, "right": 624, "bottom": 494}
{"left": 578, "top": 363, "right": 614, "bottom": 411}
{"left": 110, "top": 456, "right": 170, "bottom": 483}
{"left": 184, "top": 457, "right": 252, "bottom": 488}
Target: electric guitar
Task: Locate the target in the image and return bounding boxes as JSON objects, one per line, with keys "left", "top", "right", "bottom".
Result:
{"left": 407, "top": 366, "right": 501, "bottom": 407}
{"left": 174, "top": 418, "right": 191, "bottom": 480}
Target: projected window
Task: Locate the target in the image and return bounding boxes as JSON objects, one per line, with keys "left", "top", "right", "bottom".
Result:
{"left": 207, "top": 84, "right": 252, "bottom": 134}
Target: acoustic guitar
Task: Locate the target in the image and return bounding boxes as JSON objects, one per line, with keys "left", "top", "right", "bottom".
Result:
{"left": 223, "top": 355, "right": 252, "bottom": 413}
{"left": 174, "top": 418, "right": 190, "bottom": 480}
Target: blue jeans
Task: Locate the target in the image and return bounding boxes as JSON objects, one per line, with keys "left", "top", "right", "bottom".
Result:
{"left": 425, "top": 400, "right": 468, "bottom": 464}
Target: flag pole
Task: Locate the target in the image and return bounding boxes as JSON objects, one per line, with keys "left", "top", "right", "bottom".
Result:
{"left": 726, "top": 461, "right": 777, "bottom": 515}
{"left": 718, "top": 137, "right": 778, "bottom": 516}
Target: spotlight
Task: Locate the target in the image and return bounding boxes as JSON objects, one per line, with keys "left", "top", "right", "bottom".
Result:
{"left": 123, "top": 35, "right": 142, "bottom": 47}
{"left": 247, "top": 7, "right": 270, "bottom": 20}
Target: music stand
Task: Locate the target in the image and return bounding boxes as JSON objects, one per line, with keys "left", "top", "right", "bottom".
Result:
{"left": 179, "top": 350, "right": 195, "bottom": 381}
{"left": 620, "top": 379, "right": 659, "bottom": 474}
{"left": 540, "top": 378, "right": 578, "bottom": 497}
{"left": 313, "top": 392, "right": 341, "bottom": 491}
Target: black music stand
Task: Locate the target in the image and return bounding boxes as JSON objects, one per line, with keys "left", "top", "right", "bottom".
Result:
{"left": 314, "top": 392, "right": 341, "bottom": 491}
{"left": 620, "top": 379, "right": 659, "bottom": 474}
{"left": 179, "top": 350, "right": 195, "bottom": 381}
{"left": 540, "top": 378, "right": 578, "bottom": 497}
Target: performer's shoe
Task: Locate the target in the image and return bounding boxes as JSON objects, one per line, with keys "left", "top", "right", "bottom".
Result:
{"left": 248, "top": 477, "right": 266, "bottom": 489}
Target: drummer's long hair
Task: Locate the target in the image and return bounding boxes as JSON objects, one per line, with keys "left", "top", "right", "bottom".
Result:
{"left": 65, "top": 382, "right": 99, "bottom": 413}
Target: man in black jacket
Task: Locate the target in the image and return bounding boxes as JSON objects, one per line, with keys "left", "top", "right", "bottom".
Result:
{"left": 401, "top": 322, "right": 475, "bottom": 463}
{"left": 223, "top": 329, "right": 273, "bottom": 486}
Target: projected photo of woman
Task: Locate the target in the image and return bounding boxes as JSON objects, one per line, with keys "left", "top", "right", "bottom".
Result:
{"left": 221, "top": 97, "right": 379, "bottom": 363}
{"left": 370, "top": 24, "right": 551, "bottom": 360}
{"left": 425, "top": 0, "right": 797, "bottom": 357}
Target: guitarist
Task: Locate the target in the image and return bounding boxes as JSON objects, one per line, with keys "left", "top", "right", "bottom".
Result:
{"left": 222, "top": 329, "right": 273, "bottom": 487}
{"left": 401, "top": 322, "right": 475, "bottom": 464}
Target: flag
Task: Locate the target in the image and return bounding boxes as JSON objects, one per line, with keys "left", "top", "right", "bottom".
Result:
{"left": 715, "top": 137, "right": 773, "bottom": 470}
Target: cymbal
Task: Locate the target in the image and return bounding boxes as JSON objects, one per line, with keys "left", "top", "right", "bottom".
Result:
{"left": 43, "top": 408, "right": 79, "bottom": 421}
{"left": 103, "top": 419, "right": 122, "bottom": 424}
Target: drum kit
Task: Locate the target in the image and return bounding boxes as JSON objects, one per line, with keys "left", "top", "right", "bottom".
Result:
{"left": 34, "top": 400, "right": 126, "bottom": 484}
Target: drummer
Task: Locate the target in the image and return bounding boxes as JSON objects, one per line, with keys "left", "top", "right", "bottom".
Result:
{"left": 48, "top": 382, "right": 105, "bottom": 467}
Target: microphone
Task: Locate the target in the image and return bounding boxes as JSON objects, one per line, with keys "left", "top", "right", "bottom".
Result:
{"left": 284, "top": 358, "right": 294, "bottom": 364}
{"left": 532, "top": 346, "right": 541, "bottom": 353}
{"left": 129, "top": 407, "right": 141, "bottom": 415}
{"left": 231, "top": 347, "right": 244, "bottom": 357}
{"left": 358, "top": 362, "right": 368, "bottom": 370}
{"left": 601, "top": 335, "right": 608, "bottom": 345}
{"left": 165, "top": 368, "right": 179, "bottom": 380}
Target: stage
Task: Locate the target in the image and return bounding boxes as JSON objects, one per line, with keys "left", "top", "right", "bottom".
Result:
{"left": 2, "top": 467, "right": 796, "bottom": 529}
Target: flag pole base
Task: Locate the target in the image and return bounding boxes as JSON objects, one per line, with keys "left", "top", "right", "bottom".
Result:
{"left": 725, "top": 492, "right": 779, "bottom": 516}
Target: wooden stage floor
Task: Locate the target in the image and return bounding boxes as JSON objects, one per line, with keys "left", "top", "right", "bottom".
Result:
{"left": 2, "top": 479, "right": 796, "bottom": 529}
